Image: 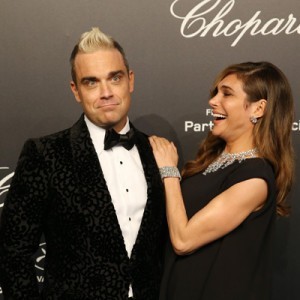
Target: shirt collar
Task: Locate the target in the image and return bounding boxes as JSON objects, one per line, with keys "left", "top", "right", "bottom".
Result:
{"left": 84, "top": 115, "right": 131, "bottom": 154}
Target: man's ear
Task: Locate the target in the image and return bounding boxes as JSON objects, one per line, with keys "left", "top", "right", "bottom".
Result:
{"left": 70, "top": 81, "right": 81, "bottom": 103}
{"left": 128, "top": 70, "right": 135, "bottom": 93}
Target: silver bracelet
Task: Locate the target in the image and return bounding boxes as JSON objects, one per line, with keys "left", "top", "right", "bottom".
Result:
{"left": 159, "top": 166, "right": 181, "bottom": 181}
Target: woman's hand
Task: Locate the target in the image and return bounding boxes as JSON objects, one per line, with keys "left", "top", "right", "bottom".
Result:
{"left": 149, "top": 136, "right": 179, "bottom": 168}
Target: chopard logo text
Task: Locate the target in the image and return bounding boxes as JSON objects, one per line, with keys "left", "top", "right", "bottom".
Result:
{"left": 170, "top": 0, "right": 300, "bottom": 47}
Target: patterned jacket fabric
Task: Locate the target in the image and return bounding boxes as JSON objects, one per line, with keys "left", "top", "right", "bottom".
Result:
{"left": 0, "top": 115, "right": 166, "bottom": 300}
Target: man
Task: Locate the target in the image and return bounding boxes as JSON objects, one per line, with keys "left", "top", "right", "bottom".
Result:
{"left": 0, "top": 27, "right": 166, "bottom": 300}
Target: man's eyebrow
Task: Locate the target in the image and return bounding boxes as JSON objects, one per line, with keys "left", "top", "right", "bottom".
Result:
{"left": 80, "top": 76, "right": 98, "bottom": 84}
{"left": 108, "top": 70, "right": 126, "bottom": 78}
{"left": 79, "top": 70, "right": 126, "bottom": 84}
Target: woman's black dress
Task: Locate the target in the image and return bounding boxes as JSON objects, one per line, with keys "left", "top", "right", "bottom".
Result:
{"left": 159, "top": 158, "right": 276, "bottom": 300}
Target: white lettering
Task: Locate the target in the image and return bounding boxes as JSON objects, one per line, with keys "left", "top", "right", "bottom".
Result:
{"left": 292, "top": 120, "right": 300, "bottom": 131}
{"left": 35, "top": 242, "right": 47, "bottom": 271}
{"left": 170, "top": 0, "right": 300, "bottom": 47}
{"left": 185, "top": 121, "right": 194, "bottom": 131}
{"left": 230, "top": 12, "right": 262, "bottom": 46}
{"left": 186, "top": 121, "right": 299, "bottom": 132}
{"left": 259, "top": 18, "right": 287, "bottom": 35}
{"left": 206, "top": 109, "right": 213, "bottom": 116}
{"left": 185, "top": 121, "right": 214, "bottom": 132}
{"left": 285, "top": 15, "right": 300, "bottom": 34}
{"left": 0, "top": 167, "right": 14, "bottom": 208}
{"left": 37, "top": 276, "right": 44, "bottom": 283}
{"left": 200, "top": 0, "right": 234, "bottom": 37}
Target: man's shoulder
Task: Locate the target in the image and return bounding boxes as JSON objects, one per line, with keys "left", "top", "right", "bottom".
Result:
{"left": 135, "top": 129, "right": 148, "bottom": 139}
{"left": 26, "top": 116, "right": 85, "bottom": 151}
{"left": 131, "top": 123, "right": 149, "bottom": 138}
{"left": 133, "top": 127, "right": 151, "bottom": 147}
{"left": 39, "top": 127, "right": 71, "bottom": 141}
{"left": 26, "top": 127, "right": 71, "bottom": 150}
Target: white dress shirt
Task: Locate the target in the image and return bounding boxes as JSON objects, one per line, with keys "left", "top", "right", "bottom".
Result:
{"left": 84, "top": 116, "right": 148, "bottom": 297}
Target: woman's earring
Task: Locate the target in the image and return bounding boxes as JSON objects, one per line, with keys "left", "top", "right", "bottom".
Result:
{"left": 250, "top": 116, "right": 258, "bottom": 124}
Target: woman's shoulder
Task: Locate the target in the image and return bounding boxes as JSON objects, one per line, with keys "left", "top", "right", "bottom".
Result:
{"left": 224, "top": 158, "right": 275, "bottom": 187}
{"left": 239, "top": 157, "right": 274, "bottom": 175}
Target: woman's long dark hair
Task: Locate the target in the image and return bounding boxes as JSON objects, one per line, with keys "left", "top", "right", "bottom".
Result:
{"left": 182, "top": 62, "right": 295, "bottom": 216}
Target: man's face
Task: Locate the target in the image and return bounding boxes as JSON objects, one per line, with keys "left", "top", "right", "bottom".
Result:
{"left": 70, "top": 48, "right": 134, "bottom": 132}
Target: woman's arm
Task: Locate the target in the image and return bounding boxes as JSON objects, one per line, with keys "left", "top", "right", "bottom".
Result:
{"left": 149, "top": 136, "right": 268, "bottom": 255}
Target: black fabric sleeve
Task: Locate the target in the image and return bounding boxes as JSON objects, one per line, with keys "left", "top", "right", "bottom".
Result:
{"left": 222, "top": 158, "right": 276, "bottom": 218}
{"left": 0, "top": 139, "right": 48, "bottom": 299}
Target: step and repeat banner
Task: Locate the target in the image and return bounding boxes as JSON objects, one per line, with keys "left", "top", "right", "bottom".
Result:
{"left": 1, "top": 0, "right": 299, "bottom": 299}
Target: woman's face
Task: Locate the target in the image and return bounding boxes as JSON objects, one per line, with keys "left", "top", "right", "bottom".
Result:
{"left": 209, "top": 74, "right": 256, "bottom": 147}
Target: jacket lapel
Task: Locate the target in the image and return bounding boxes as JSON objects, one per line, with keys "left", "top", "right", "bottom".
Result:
{"left": 130, "top": 127, "right": 164, "bottom": 260}
{"left": 69, "top": 115, "right": 129, "bottom": 260}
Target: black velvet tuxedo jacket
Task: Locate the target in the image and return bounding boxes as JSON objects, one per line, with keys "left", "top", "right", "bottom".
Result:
{"left": 0, "top": 115, "right": 166, "bottom": 300}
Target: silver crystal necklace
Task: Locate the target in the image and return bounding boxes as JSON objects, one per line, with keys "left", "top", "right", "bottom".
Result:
{"left": 203, "top": 148, "right": 258, "bottom": 175}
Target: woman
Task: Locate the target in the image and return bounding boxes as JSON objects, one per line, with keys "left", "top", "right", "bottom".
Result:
{"left": 149, "top": 62, "right": 294, "bottom": 300}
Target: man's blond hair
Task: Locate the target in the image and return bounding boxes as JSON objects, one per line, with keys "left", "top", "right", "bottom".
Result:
{"left": 70, "top": 27, "right": 129, "bottom": 84}
{"left": 78, "top": 27, "right": 114, "bottom": 52}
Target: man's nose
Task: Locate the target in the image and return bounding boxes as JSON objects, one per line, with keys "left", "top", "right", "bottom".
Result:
{"left": 100, "top": 82, "right": 113, "bottom": 99}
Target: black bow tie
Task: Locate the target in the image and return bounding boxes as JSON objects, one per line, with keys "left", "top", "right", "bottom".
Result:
{"left": 104, "top": 128, "right": 136, "bottom": 151}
